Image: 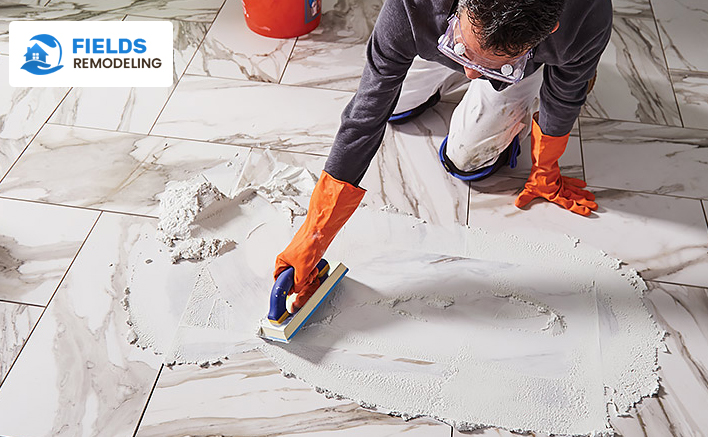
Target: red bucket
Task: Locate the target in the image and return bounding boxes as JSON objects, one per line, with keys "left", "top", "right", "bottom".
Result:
{"left": 242, "top": 0, "right": 322, "bottom": 39}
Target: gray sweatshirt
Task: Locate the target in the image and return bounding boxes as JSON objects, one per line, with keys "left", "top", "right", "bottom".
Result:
{"left": 324, "top": 0, "right": 613, "bottom": 185}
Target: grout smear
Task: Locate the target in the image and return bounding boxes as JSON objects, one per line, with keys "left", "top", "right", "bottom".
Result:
{"left": 123, "top": 159, "right": 665, "bottom": 437}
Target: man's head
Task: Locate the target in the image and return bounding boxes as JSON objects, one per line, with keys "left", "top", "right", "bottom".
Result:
{"left": 456, "top": 0, "right": 565, "bottom": 79}
{"left": 458, "top": 0, "right": 565, "bottom": 56}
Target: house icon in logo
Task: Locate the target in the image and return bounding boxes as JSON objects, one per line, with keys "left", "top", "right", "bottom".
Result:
{"left": 24, "top": 43, "right": 48, "bottom": 63}
{"left": 20, "top": 34, "right": 63, "bottom": 75}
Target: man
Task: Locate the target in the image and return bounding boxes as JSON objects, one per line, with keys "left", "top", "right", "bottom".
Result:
{"left": 272, "top": 0, "right": 613, "bottom": 316}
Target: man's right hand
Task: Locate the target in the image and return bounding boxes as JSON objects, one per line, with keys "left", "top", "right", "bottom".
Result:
{"left": 274, "top": 170, "right": 365, "bottom": 312}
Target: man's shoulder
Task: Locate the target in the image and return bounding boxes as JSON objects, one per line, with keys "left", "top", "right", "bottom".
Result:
{"left": 387, "top": 0, "right": 456, "bottom": 18}
{"left": 564, "top": 0, "right": 613, "bottom": 29}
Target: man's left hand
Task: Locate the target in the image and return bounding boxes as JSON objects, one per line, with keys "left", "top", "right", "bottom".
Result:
{"left": 514, "top": 119, "right": 598, "bottom": 217}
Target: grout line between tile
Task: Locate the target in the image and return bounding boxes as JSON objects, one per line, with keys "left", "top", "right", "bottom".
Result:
{"left": 0, "top": 87, "right": 73, "bottom": 186}
{"left": 0, "top": 211, "right": 102, "bottom": 391}
{"left": 581, "top": 184, "right": 708, "bottom": 202}
{"left": 0, "top": 196, "right": 158, "bottom": 219}
{"left": 145, "top": 0, "right": 228, "bottom": 136}
{"left": 124, "top": 13, "right": 221, "bottom": 24}
{"left": 467, "top": 177, "right": 708, "bottom": 203}
{"left": 132, "top": 363, "right": 164, "bottom": 437}
{"left": 702, "top": 200, "right": 708, "bottom": 230}
{"left": 179, "top": 72, "right": 357, "bottom": 96}
{"left": 646, "top": 279, "right": 708, "bottom": 291}
{"left": 646, "top": 0, "right": 685, "bottom": 129}
{"left": 39, "top": 121, "right": 333, "bottom": 160}
{"left": 278, "top": 36, "right": 299, "bottom": 85}
{"left": 0, "top": 299, "right": 45, "bottom": 309}
{"left": 465, "top": 182, "right": 471, "bottom": 227}
{"left": 577, "top": 114, "right": 695, "bottom": 131}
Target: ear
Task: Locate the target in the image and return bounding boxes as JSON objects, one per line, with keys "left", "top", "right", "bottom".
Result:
{"left": 551, "top": 21, "right": 560, "bottom": 33}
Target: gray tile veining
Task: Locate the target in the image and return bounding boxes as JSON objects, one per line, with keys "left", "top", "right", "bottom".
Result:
{"left": 44, "top": 0, "right": 225, "bottom": 23}
{"left": 581, "top": 16, "right": 681, "bottom": 126}
{"left": 361, "top": 102, "right": 470, "bottom": 226}
{"left": 451, "top": 281, "right": 708, "bottom": 436}
{"left": 671, "top": 70, "right": 708, "bottom": 129}
{"left": 0, "top": 125, "right": 252, "bottom": 216}
{"left": 0, "top": 301, "right": 43, "bottom": 385}
{"left": 580, "top": 118, "right": 708, "bottom": 199}
{"left": 0, "top": 55, "right": 70, "bottom": 179}
{"left": 0, "top": 198, "right": 99, "bottom": 306}
{"left": 611, "top": 282, "right": 708, "bottom": 436}
{"left": 0, "top": 212, "right": 164, "bottom": 437}
{"left": 279, "top": 0, "right": 383, "bottom": 92}
{"left": 611, "top": 0, "right": 653, "bottom": 18}
{"left": 652, "top": 0, "right": 708, "bottom": 72}
{"left": 467, "top": 177, "right": 708, "bottom": 288}
{"left": 135, "top": 350, "right": 451, "bottom": 437}
{"left": 49, "top": 17, "right": 210, "bottom": 134}
{"left": 0, "top": 6, "right": 125, "bottom": 56}
{"left": 185, "top": 0, "right": 296, "bottom": 83}
{"left": 151, "top": 76, "right": 353, "bottom": 154}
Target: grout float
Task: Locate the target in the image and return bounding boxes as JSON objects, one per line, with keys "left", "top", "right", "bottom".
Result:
{"left": 125, "top": 158, "right": 665, "bottom": 437}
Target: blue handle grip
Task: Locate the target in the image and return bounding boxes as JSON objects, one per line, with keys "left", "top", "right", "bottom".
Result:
{"left": 267, "top": 259, "right": 330, "bottom": 324}
{"left": 268, "top": 267, "right": 294, "bottom": 324}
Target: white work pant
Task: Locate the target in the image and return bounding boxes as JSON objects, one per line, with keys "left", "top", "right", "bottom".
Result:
{"left": 394, "top": 56, "right": 544, "bottom": 172}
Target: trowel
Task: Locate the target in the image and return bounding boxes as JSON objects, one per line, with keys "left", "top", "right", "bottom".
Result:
{"left": 257, "top": 259, "right": 348, "bottom": 343}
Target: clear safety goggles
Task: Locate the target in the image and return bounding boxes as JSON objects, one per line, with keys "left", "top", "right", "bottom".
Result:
{"left": 437, "top": 15, "right": 530, "bottom": 84}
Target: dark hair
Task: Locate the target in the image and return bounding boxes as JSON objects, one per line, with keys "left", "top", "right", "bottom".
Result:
{"left": 458, "top": 0, "right": 566, "bottom": 57}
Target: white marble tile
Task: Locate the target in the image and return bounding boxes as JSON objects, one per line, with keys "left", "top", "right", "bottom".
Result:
{"left": 465, "top": 177, "right": 708, "bottom": 288}
{"left": 612, "top": 0, "right": 653, "bottom": 18}
{"left": 361, "top": 102, "right": 470, "bottom": 226}
{"left": 497, "top": 133, "right": 584, "bottom": 181}
{"left": 135, "top": 349, "right": 451, "bottom": 437}
{"left": 0, "top": 55, "right": 70, "bottom": 178}
{"left": 0, "top": 6, "right": 127, "bottom": 55}
{"left": 0, "top": 198, "right": 99, "bottom": 306}
{"left": 151, "top": 76, "right": 353, "bottom": 154}
{"left": 0, "top": 212, "right": 164, "bottom": 437}
{"left": 0, "top": 301, "right": 43, "bottom": 385}
{"left": 652, "top": 0, "right": 708, "bottom": 72}
{"left": 0, "top": 125, "right": 252, "bottom": 216}
{"left": 610, "top": 281, "right": 708, "bottom": 436}
{"left": 581, "top": 17, "right": 682, "bottom": 126}
{"left": 49, "top": 17, "right": 209, "bottom": 134}
{"left": 279, "top": 0, "right": 383, "bottom": 92}
{"left": 45, "top": 0, "right": 224, "bottom": 22}
{"left": 580, "top": 118, "right": 708, "bottom": 199}
{"left": 671, "top": 70, "right": 708, "bottom": 130}
{"left": 1, "top": 1, "right": 216, "bottom": 54}
{"left": 185, "top": 0, "right": 296, "bottom": 83}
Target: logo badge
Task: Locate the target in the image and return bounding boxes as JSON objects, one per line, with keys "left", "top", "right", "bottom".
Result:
{"left": 21, "top": 34, "right": 64, "bottom": 75}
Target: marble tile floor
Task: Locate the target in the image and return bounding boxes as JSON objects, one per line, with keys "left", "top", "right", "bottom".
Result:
{"left": 1, "top": 0, "right": 708, "bottom": 435}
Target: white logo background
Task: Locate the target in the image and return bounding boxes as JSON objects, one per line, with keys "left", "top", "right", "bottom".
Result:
{"left": 10, "top": 21, "right": 173, "bottom": 87}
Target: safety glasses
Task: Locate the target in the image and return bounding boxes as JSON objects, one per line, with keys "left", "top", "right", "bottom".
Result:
{"left": 437, "top": 15, "right": 529, "bottom": 84}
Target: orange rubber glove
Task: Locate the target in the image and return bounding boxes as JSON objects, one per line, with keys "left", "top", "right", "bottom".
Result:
{"left": 515, "top": 119, "right": 598, "bottom": 216}
{"left": 274, "top": 170, "right": 365, "bottom": 310}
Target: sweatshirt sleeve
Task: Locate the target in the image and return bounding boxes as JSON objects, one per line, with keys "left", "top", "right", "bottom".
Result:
{"left": 538, "top": 4, "right": 613, "bottom": 136}
{"left": 324, "top": 0, "right": 417, "bottom": 186}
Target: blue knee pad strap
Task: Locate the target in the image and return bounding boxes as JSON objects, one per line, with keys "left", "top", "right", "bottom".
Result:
{"left": 439, "top": 134, "right": 521, "bottom": 181}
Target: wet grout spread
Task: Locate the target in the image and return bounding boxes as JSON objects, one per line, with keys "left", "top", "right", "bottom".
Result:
{"left": 123, "top": 153, "right": 665, "bottom": 436}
